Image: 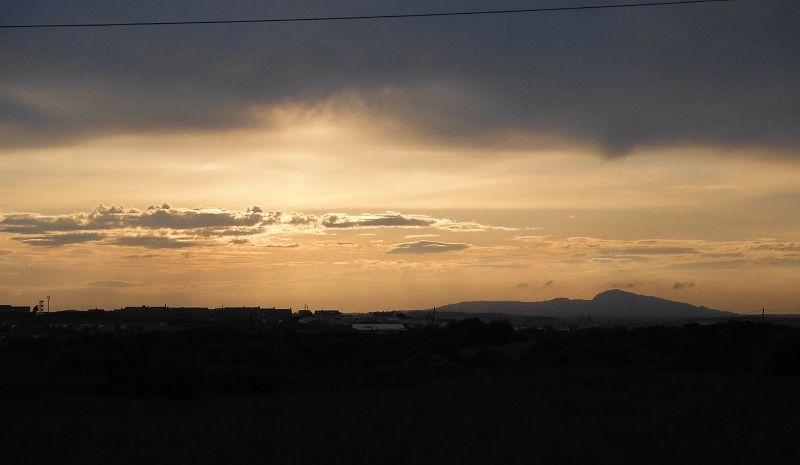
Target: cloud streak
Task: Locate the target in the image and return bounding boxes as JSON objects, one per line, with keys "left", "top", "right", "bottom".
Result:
{"left": 88, "top": 280, "right": 138, "bottom": 288}
{"left": 12, "top": 232, "right": 105, "bottom": 247}
{"left": 110, "top": 235, "right": 197, "bottom": 249}
{"left": 601, "top": 246, "right": 699, "bottom": 256}
{"left": 386, "top": 240, "right": 470, "bottom": 255}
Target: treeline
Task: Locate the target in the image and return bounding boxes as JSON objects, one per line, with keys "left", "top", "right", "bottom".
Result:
{"left": 518, "top": 322, "right": 800, "bottom": 375}
{"left": 0, "top": 319, "right": 798, "bottom": 398}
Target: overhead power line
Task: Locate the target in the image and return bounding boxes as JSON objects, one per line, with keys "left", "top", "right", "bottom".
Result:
{"left": 1, "top": 0, "right": 740, "bottom": 29}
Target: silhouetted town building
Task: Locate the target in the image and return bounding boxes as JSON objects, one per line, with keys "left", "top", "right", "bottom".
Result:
{"left": 314, "top": 310, "right": 341, "bottom": 318}
{"left": 0, "top": 304, "right": 30, "bottom": 313}
{"left": 113, "top": 305, "right": 292, "bottom": 321}
{"left": 260, "top": 307, "right": 292, "bottom": 321}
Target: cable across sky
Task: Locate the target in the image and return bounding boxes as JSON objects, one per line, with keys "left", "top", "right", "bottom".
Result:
{"left": 1, "top": 0, "right": 740, "bottom": 29}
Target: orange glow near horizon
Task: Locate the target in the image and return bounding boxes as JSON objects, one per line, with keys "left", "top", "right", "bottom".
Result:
{"left": 2, "top": 106, "right": 800, "bottom": 314}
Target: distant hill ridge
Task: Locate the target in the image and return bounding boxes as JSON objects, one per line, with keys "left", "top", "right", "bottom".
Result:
{"left": 436, "top": 290, "right": 735, "bottom": 320}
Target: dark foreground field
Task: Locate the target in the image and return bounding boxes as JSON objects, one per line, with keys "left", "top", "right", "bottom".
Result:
{"left": 2, "top": 369, "right": 799, "bottom": 464}
{"left": 2, "top": 320, "right": 799, "bottom": 463}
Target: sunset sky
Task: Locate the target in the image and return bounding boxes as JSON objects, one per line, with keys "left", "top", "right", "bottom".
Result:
{"left": 1, "top": 0, "right": 799, "bottom": 313}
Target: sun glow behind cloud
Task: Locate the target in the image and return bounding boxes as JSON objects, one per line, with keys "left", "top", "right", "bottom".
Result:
{"left": 2, "top": 103, "right": 800, "bottom": 313}
{"left": 4, "top": 106, "right": 800, "bottom": 214}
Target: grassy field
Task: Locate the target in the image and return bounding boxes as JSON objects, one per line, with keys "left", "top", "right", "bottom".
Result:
{"left": 2, "top": 368, "right": 798, "bottom": 464}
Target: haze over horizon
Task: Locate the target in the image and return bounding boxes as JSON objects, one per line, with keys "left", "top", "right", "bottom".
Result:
{"left": 2, "top": 1, "right": 799, "bottom": 313}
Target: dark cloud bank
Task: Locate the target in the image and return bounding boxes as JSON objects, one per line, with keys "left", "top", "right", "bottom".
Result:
{"left": 1, "top": 0, "right": 798, "bottom": 157}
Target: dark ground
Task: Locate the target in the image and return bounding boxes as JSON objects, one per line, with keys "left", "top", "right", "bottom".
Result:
{"left": 2, "top": 369, "right": 798, "bottom": 464}
{"left": 1, "top": 320, "right": 799, "bottom": 464}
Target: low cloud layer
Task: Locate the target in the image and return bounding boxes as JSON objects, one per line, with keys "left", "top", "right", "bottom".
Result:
{"left": 512, "top": 236, "right": 800, "bottom": 271}
{"left": 0, "top": 204, "right": 501, "bottom": 249}
{"left": 3, "top": 206, "right": 800, "bottom": 312}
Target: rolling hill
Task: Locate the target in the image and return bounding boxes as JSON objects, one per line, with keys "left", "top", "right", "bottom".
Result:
{"left": 436, "top": 290, "right": 735, "bottom": 320}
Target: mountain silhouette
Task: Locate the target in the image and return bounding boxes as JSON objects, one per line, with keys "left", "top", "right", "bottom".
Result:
{"left": 436, "top": 290, "right": 734, "bottom": 320}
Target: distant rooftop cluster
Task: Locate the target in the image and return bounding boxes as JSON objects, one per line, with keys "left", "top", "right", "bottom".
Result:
{"left": 0, "top": 305, "right": 30, "bottom": 314}
{"left": 0, "top": 304, "right": 442, "bottom": 335}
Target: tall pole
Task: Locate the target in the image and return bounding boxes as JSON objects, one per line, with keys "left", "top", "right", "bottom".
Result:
{"left": 762, "top": 308, "right": 765, "bottom": 324}
{"left": 47, "top": 295, "right": 50, "bottom": 313}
